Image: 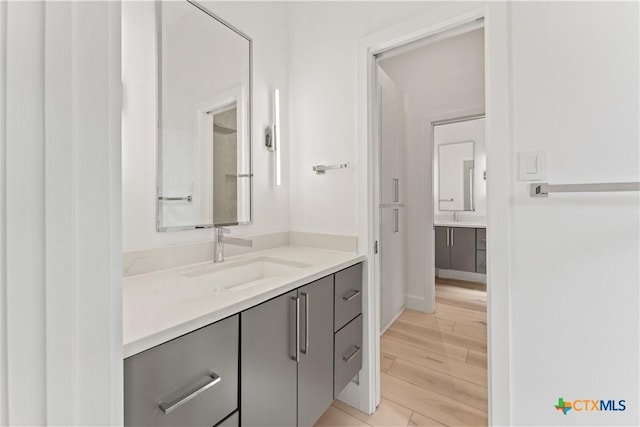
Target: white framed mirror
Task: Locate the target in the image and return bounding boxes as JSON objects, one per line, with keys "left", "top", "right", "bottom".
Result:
{"left": 156, "top": 0, "right": 252, "bottom": 231}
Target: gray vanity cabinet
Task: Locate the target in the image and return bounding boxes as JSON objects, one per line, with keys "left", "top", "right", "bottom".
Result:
{"left": 476, "top": 228, "right": 487, "bottom": 274}
{"left": 241, "top": 290, "right": 298, "bottom": 427}
{"left": 241, "top": 276, "right": 335, "bottom": 427}
{"left": 333, "top": 264, "right": 364, "bottom": 397}
{"left": 297, "top": 276, "right": 335, "bottom": 427}
{"left": 124, "top": 315, "right": 239, "bottom": 427}
{"left": 435, "top": 226, "right": 451, "bottom": 270}
{"left": 450, "top": 227, "right": 476, "bottom": 272}
{"left": 435, "top": 226, "right": 480, "bottom": 273}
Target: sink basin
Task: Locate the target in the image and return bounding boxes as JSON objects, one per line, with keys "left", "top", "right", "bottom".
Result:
{"left": 182, "top": 257, "right": 312, "bottom": 292}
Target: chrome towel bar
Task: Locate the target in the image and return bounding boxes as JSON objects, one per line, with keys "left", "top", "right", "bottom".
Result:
{"left": 158, "top": 194, "right": 193, "bottom": 202}
{"left": 313, "top": 163, "right": 350, "bottom": 174}
{"left": 530, "top": 182, "right": 640, "bottom": 197}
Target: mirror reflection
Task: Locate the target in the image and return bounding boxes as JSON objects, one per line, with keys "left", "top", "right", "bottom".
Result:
{"left": 438, "top": 141, "right": 475, "bottom": 211}
{"left": 157, "top": 1, "right": 252, "bottom": 231}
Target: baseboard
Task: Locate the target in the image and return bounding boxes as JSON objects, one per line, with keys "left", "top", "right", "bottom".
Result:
{"left": 436, "top": 268, "right": 487, "bottom": 284}
{"left": 335, "top": 380, "right": 362, "bottom": 412}
{"left": 406, "top": 295, "right": 433, "bottom": 313}
{"left": 380, "top": 305, "right": 405, "bottom": 334}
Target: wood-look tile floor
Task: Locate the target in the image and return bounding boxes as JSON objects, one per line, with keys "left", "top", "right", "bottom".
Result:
{"left": 315, "top": 278, "right": 487, "bottom": 427}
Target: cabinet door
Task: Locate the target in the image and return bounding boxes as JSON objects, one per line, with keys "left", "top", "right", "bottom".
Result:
{"left": 476, "top": 250, "right": 486, "bottom": 274}
{"left": 241, "top": 291, "right": 297, "bottom": 427}
{"left": 379, "top": 80, "right": 405, "bottom": 204}
{"left": 298, "top": 276, "right": 334, "bottom": 427}
{"left": 476, "top": 228, "right": 486, "bottom": 250}
{"left": 380, "top": 208, "right": 406, "bottom": 330}
{"left": 435, "top": 226, "right": 451, "bottom": 270}
{"left": 450, "top": 227, "right": 476, "bottom": 272}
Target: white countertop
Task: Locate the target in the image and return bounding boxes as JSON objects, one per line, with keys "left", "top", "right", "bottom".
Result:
{"left": 434, "top": 220, "right": 486, "bottom": 228}
{"left": 123, "top": 246, "right": 366, "bottom": 358}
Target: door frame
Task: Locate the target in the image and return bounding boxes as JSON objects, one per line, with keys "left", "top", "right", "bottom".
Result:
{"left": 356, "top": 3, "right": 512, "bottom": 424}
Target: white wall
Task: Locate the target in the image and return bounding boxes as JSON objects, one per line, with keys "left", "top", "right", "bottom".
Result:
{"left": 288, "top": 2, "right": 444, "bottom": 236}
{"left": 122, "top": 1, "right": 290, "bottom": 251}
{"left": 378, "top": 28, "right": 485, "bottom": 311}
{"left": 508, "top": 2, "right": 639, "bottom": 425}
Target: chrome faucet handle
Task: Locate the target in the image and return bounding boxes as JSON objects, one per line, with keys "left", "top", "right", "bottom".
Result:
{"left": 216, "top": 227, "right": 231, "bottom": 235}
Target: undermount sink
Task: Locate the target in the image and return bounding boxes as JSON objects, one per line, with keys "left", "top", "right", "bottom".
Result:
{"left": 182, "top": 257, "right": 312, "bottom": 292}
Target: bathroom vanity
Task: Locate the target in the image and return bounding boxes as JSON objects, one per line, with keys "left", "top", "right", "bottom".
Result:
{"left": 434, "top": 223, "right": 486, "bottom": 274}
{"left": 123, "top": 248, "right": 364, "bottom": 427}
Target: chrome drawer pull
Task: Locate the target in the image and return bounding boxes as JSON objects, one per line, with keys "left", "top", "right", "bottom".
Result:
{"left": 342, "top": 345, "right": 361, "bottom": 363}
{"left": 158, "top": 373, "right": 221, "bottom": 415}
{"left": 342, "top": 290, "right": 361, "bottom": 302}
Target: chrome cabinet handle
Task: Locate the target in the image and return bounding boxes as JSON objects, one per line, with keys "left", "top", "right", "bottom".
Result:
{"left": 393, "top": 208, "right": 399, "bottom": 233}
{"left": 342, "top": 289, "right": 361, "bottom": 301}
{"left": 291, "top": 296, "right": 300, "bottom": 362}
{"left": 450, "top": 228, "right": 454, "bottom": 246}
{"left": 439, "top": 198, "right": 454, "bottom": 202}
{"left": 342, "top": 345, "right": 361, "bottom": 363}
{"left": 158, "top": 373, "right": 221, "bottom": 415}
{"left": 393, "top": 178, "right": 399, "bottom": 202}
{"left": 301, "top": 292, "right": 309, "bottom": 355}
{"left": 446, "top": 227, "right": 450, "bottom": 246}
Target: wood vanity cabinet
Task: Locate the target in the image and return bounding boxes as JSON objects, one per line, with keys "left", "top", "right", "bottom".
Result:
{"left": 241, "top": 275, "right": 337, "bottom": 427}
{"left": 435, "top": 226, "right": 484, "bottom": 273}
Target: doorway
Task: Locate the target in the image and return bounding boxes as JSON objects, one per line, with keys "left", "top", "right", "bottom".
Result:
{"left": 374, "top": 23, "right": 488, "bottom": 425}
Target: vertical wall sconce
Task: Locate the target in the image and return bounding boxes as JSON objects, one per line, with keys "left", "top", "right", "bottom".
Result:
{"left": 265, "top": 89, "right": 281, "bottom": 186}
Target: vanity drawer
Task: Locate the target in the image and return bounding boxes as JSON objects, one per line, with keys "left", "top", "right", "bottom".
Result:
{"left": 476, "top": 228, "right": 486, "bottom": 250}
{"left": 216, "top": 411, "right": 239, "bottom": 427}
{"left": 334, "top": 314, "right": 363, "bottom": 396}
{"left": 124, "top": 315, "right": 239, "bottom": 427}
{"left": 334, "top": 263, "right": 363, "bottom": 332}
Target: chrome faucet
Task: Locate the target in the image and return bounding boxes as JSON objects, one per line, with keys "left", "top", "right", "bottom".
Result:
{"left": 214, "top": 227, "right": 253, "bottom": 263}
{"left": 453, "top": 211, "right": 458, "bottom": 222}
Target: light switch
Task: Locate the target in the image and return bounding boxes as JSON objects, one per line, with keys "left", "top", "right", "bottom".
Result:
{"left": 519, "top": 151, "right": 545, "bottom": 181}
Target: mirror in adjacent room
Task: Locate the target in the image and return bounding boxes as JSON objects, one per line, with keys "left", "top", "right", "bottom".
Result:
{"left": 438, "top": 141, "right": 475, "bottom": 211}
{"left": 157, "top": 0, "right": 252, "bottom": 231}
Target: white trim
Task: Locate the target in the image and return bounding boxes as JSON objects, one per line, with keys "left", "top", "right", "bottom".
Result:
{"left": 483, "top": 4, "right": 512, "bottom": 424}
{"left": 405, "top": 295, "right": 430, "bottom": 313}
{"left": 0, "top": 0, "right": 7, "bottom": 423}
{"left": 436, "top": 269, "right": 487, "bottom": 284}
{"left": 380, "top": 305, "right": 405, "bottom": 335}
{"left": 358, "top": 3, "right": 511, "bottom": 424}
{"left": 44, "top": 3, "right": 76, "bottom": 424}
{"left": 1, "top": 2, "right": 123, "bottom": 424}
